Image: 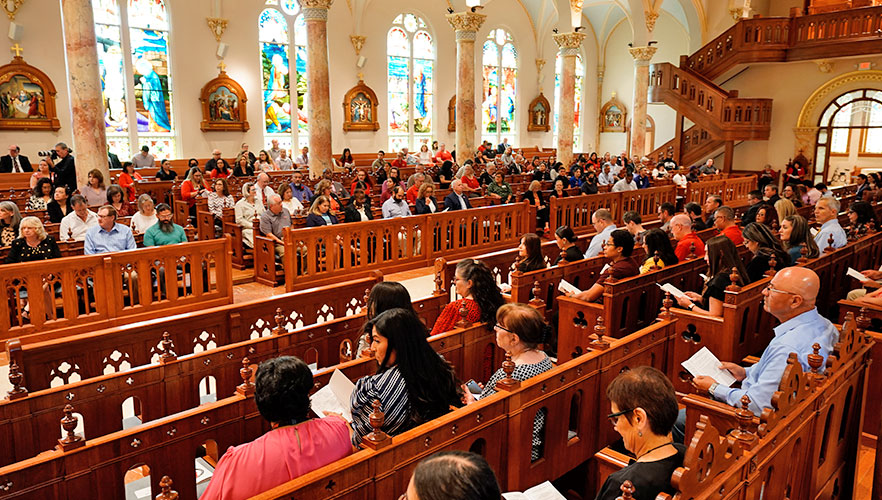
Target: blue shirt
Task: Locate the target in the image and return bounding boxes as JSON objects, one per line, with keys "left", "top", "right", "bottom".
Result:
{"left": 84, "top": 223, "right": 137, "bottom": 255}
{"left": 814, "top": 219, "right": 847, "bottom": 250}
{"left": 585, "top": 224, "right": 617, "bottom": 259}
{"left": 712, "top": 307, "right": 839, "bottom": 415}
{"left": 289, "top": 183, "right": 313, "bottom": 203}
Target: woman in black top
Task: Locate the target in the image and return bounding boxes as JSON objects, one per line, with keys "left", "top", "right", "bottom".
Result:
{"left": 595, "top": 366, "right": 684, "bottom": 500}
{"left": 7, "top": 216, "right": 61, "bottom": 263}
{"left": 553, "top": 225, "right": 582, "bottom": 265}
{"left": 522, "top": 180, "right": 549, "bottom": 228}
{"left": 741, "top": 223, "right": 788, "bottom": 282}
{"left": 46, "top": 186, "right": 71, "bottom": 223}
{"left": 343, "top": 189, "right": 373, "bottom": 223}
{"left": 581, "top": 171, "right": 599, "bottom": 195}
{"left": 155, "top": 159, "right": 177, "bottom": 181}
{"left": 233, "top": 156, "right": 254, "bottom": 177}
{"left": 0, "top": 201, "right": 22, "bottom": 247}
{"left": 516, "top": 233, "right": 545, "bottom": 272}
{"left": 846, "top": 200, "right": 876, "bottom": 239}
{"left": 438, "top": 160, "right": 454, "bottom": 189}
{"left": 676, "top": 236, "right": 751, "bottom": 317}
{"left": 551, "top": 177, "right": 569, "bottom": 198}
{"left": 413, "top": 183, "right": 439, "bottom": 215}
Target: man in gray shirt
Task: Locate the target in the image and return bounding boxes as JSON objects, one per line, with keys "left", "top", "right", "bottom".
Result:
{"left": 131, "top": 145, "right": 155, "bottom": 168}
{"left": 268, "top": 139, "right": 282, "bottom": 163}
{"left": 259, "top": 194, "right": 292, "bottom": 258}
{"left": 382, "top": 186, "right": 412, "bottom": 219}
{"left": 277, "top": 149, "right": 294, "bottom": 170}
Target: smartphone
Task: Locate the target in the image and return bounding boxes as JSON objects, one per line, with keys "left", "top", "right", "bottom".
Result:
{"left": 465, "top": 379, "right": 482, "bottom": 395}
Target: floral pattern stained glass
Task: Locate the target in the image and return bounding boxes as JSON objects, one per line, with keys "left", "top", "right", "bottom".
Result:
{"left": 387, "top": 15, "right": 433, "bottom": 151}
{"left": 482, "top": 30, "right": 517, "bottom": 140}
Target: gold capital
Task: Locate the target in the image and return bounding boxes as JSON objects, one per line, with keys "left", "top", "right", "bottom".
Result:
{"left": 446, "top": 11, "right": 487, "bottom": 33}
{"left": 300, "top": 0, "right": 334, "bottom": 9}
{"left": 628, "top": 46, "right": 658, "bottom": 64}
{"left": 553, "top": 32, "right": 587, "bottom": 50}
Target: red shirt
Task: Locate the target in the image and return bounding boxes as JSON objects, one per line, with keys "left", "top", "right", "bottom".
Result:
{"left": 435, "top": 150, "right": 452, "bottom": 162}
{"left": 431, "top": 298, "right": 481, "bottom": 336}
{"left": 462, "top": 175, "right": 480, "bottom": 190}
{"left": 675, "top": 233, "right": 706, "bottom": 261}
{"left": 721, "top": 224, "right": 744, "bottom": 246}
{"left": 406, "top": 184, "right": 420, "bottom": 205}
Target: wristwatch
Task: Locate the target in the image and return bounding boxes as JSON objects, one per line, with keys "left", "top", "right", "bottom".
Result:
{"left": 688, "top": 303, "right": 696, "bottom": 310}
{"left": 708, "top": 383, "right": 718, "bottom": 398}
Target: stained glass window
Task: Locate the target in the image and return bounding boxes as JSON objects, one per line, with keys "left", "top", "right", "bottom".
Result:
{"left": 259, "top": 6, "right": 308, "bottom": 151}
{"left": 91, "top": 0, "right": 176, "bottom": 159}
{"left": 387, "top": 14, "right": 434, "bottom": 152}
{"left": 553, "top": 53, "right": 584, "bottom": 152}
{"left": 481, "top": 29, "right": 517, "bottom": 147}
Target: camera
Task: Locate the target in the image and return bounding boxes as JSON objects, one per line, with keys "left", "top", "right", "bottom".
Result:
{"left": 38, "top": 150, "right": 58, "bottom": 159}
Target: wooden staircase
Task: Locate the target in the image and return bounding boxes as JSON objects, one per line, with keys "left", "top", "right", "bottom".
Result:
{"left": 647, "top": 5, "right": 882, "bottom": 168}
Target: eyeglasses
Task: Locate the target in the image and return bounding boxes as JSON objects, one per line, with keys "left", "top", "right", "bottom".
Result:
{"left": 607, "top": 408, "right": 633, "bottom": 425}
{"left": 494, "top": 323, "right": 514, "bottom": 334}
{"left": 764, "top": 283, "right": 798, "bottom": 295}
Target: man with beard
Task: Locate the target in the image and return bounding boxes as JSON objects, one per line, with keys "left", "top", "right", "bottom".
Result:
{"left": 144, "top": 203, "right": 187, "bottom": 246}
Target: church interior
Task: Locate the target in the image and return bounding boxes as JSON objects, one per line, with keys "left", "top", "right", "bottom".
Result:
{"left": 1, "top": 0, "right": 882, "bottom": 499}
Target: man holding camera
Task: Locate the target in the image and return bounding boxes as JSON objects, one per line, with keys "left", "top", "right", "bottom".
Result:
{"left": 45, "top": 142, "right": 76, "bottom": 195}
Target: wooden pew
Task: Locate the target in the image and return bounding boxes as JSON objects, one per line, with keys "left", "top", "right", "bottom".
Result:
{"left": 838, "top": 301, "right": 882, "bottom": 446}
{"left": 0, "top": 237, "right": 234, "bottom": 345}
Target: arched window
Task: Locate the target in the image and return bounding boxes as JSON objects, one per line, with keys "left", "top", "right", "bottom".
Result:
{"left": 92, "top": 0, "right": 175, "bottom": 161}
{"left": 387, "top": 13, "right": 434, "bottom": 152}
{"left": 815, "top": 89, "right": 882, "bottom": 183}
{"left": 481, "top": 29, "right": 517, "bottom": 146}
{"left": 553, "top": 53, "right": 584, "bottom": 151}
{"left": 259, "top": 0, "right": 309, "bottom": 152}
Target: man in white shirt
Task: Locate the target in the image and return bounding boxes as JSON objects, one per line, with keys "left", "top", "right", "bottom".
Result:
{"left": 402, "top": 147, "right": 417, "bottom": 166}
{"left": 597, "top": 164, "right": 615, "bottom": 186}
{"left": 814, "top": 197, "right": 847, "bottom": 250}
{"left": 585, "top": 209, "right": 617, "bottom": 258}
{"left": 612, "top": 175, "right": 637, "bottom": 192}
{"left": 382, "top": 186, "right": 412, "bottom": 219}
{"left": 671, "top": 170, "right": 688, "bottom": 187}
{"left": 294, "top": 146, "right": 309, "bottom": 168}
{"left": 131, "top": 145, "right": 155, "bottom": 168}
{"left": 268, "top": 139, "right": 281, "bottom": 163}
{"left": 277, "top": 149, "right": 293, "bottom": 170}
{"left": 59, "top": 195, "right": 99, "bottom": 241}
{"left": 256, "top": 172, "right": 276, "bottom": 207}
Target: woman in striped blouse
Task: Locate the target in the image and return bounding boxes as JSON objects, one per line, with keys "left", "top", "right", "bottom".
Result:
{"left": 350, "top": 308, "right": 463, "bottom": 445}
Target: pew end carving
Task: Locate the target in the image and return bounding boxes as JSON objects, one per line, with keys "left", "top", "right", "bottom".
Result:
{"left": 361, "top": 399, "right": 392, "bottom": 450}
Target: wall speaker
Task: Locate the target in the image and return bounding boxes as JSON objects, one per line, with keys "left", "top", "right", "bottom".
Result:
{"left": 216, "top": 42, "right": 229, "bottom": 59}
{"left": 8, "top": 22, "right": 23, "bottom": 42}
{"left": 356, "top": 56, "right": 366, "bottom": 68}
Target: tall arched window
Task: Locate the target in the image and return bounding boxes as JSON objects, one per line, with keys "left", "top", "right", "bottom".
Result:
{"left": 259, "top": 0, "right": 308, "bottom": 152}
{"left": 815, "top": 89, "right": 882, "bottom": 183}
{"left": 552, "top": 53, "right": 584, "bottom": 152}
{"left": 92, "top": 0, "right": 175, "bottom": 160}
{"left": 387, "top": 14, "right": 434, "bottom": 152}
{"left": 481, "top": 29, "right": 517, "bottom": 146}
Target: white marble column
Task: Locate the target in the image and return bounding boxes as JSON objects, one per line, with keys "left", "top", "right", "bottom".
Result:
{"left": 628, "top": 46, "right": 657, "bottom": 158}
{"left": 446, "top": 11, "right": 486, "bottom": 163}
{"left": 553, "top": 32, "right": 586, "bottom": 169}
{"left": 302, "top": 0, "right": 333, "bottom": 178}
{"left": 61, "top": 0, "right": 109, "bottom": 188}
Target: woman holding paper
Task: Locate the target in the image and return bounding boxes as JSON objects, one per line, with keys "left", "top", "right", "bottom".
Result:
{"left": 675, "top": 236, "right": 751, "bottom": 317}
{"left": 350, "top": 308, "right": 462, "bottom": 445}
{"left": 201, "top": 356, "right": 352, "bottom": 500}
{"left": 567, "top": 230, "right": 639, "bottom": 303}
{"left": 595, "top": 366, "right": 684, "bottom": 500}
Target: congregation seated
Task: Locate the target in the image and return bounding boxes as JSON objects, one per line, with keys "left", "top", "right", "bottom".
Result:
{"left": 464, "top": 304, "right": 552, "bottom": 461}
{"left": 675, "top": 236, "right": 750, "bottom": 317}
{"left": 522, "top": 180, "right": 548, "bottom": 228}
{"left": 458, "top": 164, "right": 482, "bottom": 196}
{"left": 612, "top": 173, "right": 637, "bottom": 192}
{"left": 143, "top": 203, "right": 187, "bottom": 247}
{"left": 813, "top": 197, "right": 847, "bottom": 250}
{"left": 210, "top": 157, "right": 233, "bottom": 179}
{"left": 444, "top": 179, "right": 472, "bottom": 211}
{"left": 846, "top": 200, "right": 876, "bottom": 239}
{"left": 260, "top": 194, "right": 291, "bottom": 257}
{"left": 181, "top": 167, "right": 211, "bottom": 217}
{"left": 657, "top": 202, "right": 675, "bottom": 233}
{"left": 293, "top": 146, "right": 309, "bottom": 169}
{"left": 431, "top": 258, "right": 504, "bottom": 336}
{"left": 343, "top": 189, "right": 373, "bottom": 222}
{"left": 336, "top": 148, "right": 355, "bottom": 170}
{"left": 6, "top": 216, "right": 61, "bottom": 263}
{"left": 47, "top": 185, "right": 71, "bottom": 224}
{"left": 416, "top": 144, "right": 434, "bottom": 167}
{"left": 437, "top": 159, "right": 454, "bottom": 189}
{"left": 551, "top": 177, "right": 569, "bottom": 199}
{"left": 201, "top": 356, "right": 352, "bottom": 500}
{"left": 106, "top": 184, "right": 132, "bottom": 217}
{"left": 683, "top": 202, "right": 706, "bottom": 231}
{"left": 487, "top": 171, "right": 514, "bottom": 204}
{"left": 289, "top": 170, "right": 313, "bottom": 203}
{"left": 553, "top": 225, "right": 583, "bottom": 265}
{"left": 321, "top": 168, "right": 349, "bottom": 198}
{"left": 118, "top": 163, "right": 142, "bottom": 202}
{"left": 255, "top": 149, "right": 276, "bottom": 171}
{"left": 516, "top": 233, "right": 545, "bottom": 273}
{"left": 382, "top": 186, "right": 411, "bottom": 219}
{"left": 256, "top": 172, "right": 276, "bottom": 206}
{"left": 277, "top": 148, "right": 293, "bottom": 170}
{"left": 742, "top": 222, "right": 788, "bottom": 282}
{"left": 568, "top": 165, "right": 585, "bottom": 188}
{"left": 753, "top": 202, "right": 777, "bottom": 231}
{"left": 305, "top": 195, "right": 338, "bottom": 227}
{"left": 405, "top": 173, "right": 426, "bottom": 204}
{"left": 585, "top": 208, "right": 617, "bottom": 259}
{"left": 232, "top": 156, "right": 253, "bottom": 178}
{"left": 350, "top": 168, "right": 372, "bottom": 195}
{"left": 639, "top": 228, "right": 678, "bottom": 274}
{"left": 781, "top": 183, "right": 803, "bottom": 208}
{"left": 741, "top": 190, "right": 763, "bottom": 225}
{"left": 26, "top": 177, "right": 53, "bottom": 211}
{"left": 670, "top": 214, "right": 705, "bottom": 261}
{"left": 58, "top": 195, "right": 97, "bottom": 241}
{"left": 130, "top": 145, "right": 154, "bottom": 168}
{"left": 712, "top": 206, "right": 743, "bottom": 245}
{"left": 568, "top": 229, "right": 638, "bottom": 303}
{"left": 186, "top": 158, "right": 202, "bottom": 175}
{"left": 1, "top": 144, "right": 32, "bottom": 173}
{"left": 404, "top": 451, "right": 501, "bottom": 500}
{"left": 623, "top": 210, "right": 646, "bottom": 246}
{"left": 352, "top": 308, "right": 462, "bottom": 444}
{"left": 156, "top": 158, "right": 177, "bottom": 180}
{"left": 702, "top": 195, "right": 722, "bottom": 229}
{"left": 414, "top": 183, "right": 439, "bottom": 214}
{"left": 780, "top": 214, "right": 818, "bottom": 264}
{"left": 207, "top": 178, "right": 235, "bottom": 221}
{"left": 84, "top": 205, "right": 136, "bottom": 255}
{"left": 130, "top": 194, "right": 157, "bottom": 234}
{"left": 278, "top": 183, "right": 305, "bottom": 215}
{"left": 312, "top": 179, "right": 342, "bottom": 211}
{"left": 29, "top": 158, "right": 52, "bottom": 190}
{"left": 355, "top": 281, "right": 416, "bottom": 355}
{"left": 774, "top": 198, "right": 797, "bottom": 224}
{"left": 0, "top": 200, "right": 22, "bottom": 246}
{"left": 79, "top": 168, "right": 106, "bottom": 207}
{"left": 234, "top": 182, "right": 264, "bottom": 248}
{"left": 596, "top": 366, "right": 684, "bottom": 500}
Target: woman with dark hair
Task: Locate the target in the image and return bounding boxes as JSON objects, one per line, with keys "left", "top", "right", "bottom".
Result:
{"left": 431, "top": 259, "right": 505, "bottom": 335}
{"left": 381, "top": 167, "right": 406, "bottom": 203}
{"left": 351, "top": 308, "right": 462, "bottom": 444}
{"left": 581, "top": 170, "right": 599, "bottom": 195}
{"left": 595, "top": 366, "right": 683, "bottom": 500}
{"left": 207, "top": 178, "right": 235, "bottom": 221}
{"left": 232, "top": 156, "right": 255, "bottom": 177}
{"left": 676, "top": 236, "right": 751, "bottom": 317}
{"left": 356, "top": 281, "right": 415, "bottom": 356}
{"left": 554, "top": 225, "right": 583, "bottom": 264}
{"left": 781, "top": 184, "right": 803, "bottom": 208}
{"left": 336, "top": 148, "right": 355, "bottom": 171}
{"left": 552, "top": 177, "right": 569, "bottom": 198}
{"left": 106, "top": 184, "right": 132, "bottom": 217}
{"left": 753, "top": 202, "right": 778, "bottom": 230}
{"left": 27, "top": 177, "right": 54, "bottom": 211}
{"left": 201, "top": 356, "right": 352, "bottom": 500}
{"left": 780, "top": 214, "right": 820, "bottom": 264}
{"left": 742, "top": 222, "right": 789, "bottom": 282}
{"left": 46, "top": 186, "right": 70, "bottom": 224}
{"left": 350, "top": 168, "right": 373, "bottom": 194}
{"left": 569, "top": 166, "right": 584, "bottom": 188}
{"left": 847, "top": 200, "right": 876, "bottom": 239}
{"left": 79, "top": 169, "right": 107, "bottom": 206}
{"left": 118, "top": 163, "right": 142, "bottom": 202}
{"left": 156, "top": 159, "right": 177, "bottom": 181}
{"left": 640, "top": 228, "right": 678, "bottom": 274}
{"left": 464, "top": 304, "right": 553, "bottom": 461}
{"left": 487, "top": 171, "right": 514, "bottom": 203}
{"left": 516, "top": 233, "right": 545, "bottom": 272}
{"left": 404, "top": 451, "right": 502, "bottom": 500}
{"left": 343, "top": 189, "right": 373, "bottom": 222}
{"left": 210, "top": 158, "right": 233, "bottom": 179}
{"left": 438, "top": 160, "right": 454, "bottom": 189}
{"left": 569, "top": 229, "right": 638, "bottom": 302}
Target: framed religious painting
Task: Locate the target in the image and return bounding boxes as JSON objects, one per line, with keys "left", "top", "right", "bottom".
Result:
{"left": 199, "top": 67, "right": 249, "bottom": 132}
{"left": 448, "top": 95, "right": 456, "bottom": 132}
{"left": 0, "top": 54, "right": 61, "bottom": 131}
{"left": 527, "top": 93, "right": 551, "bottom": 132}
{"left": 600, "top": 93, "right": 627, "bottom": 133}
{"left": 342, "top": 80, "right": 379, "bottom": 131}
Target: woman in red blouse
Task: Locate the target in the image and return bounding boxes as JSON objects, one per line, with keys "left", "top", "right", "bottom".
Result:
{"left": 431, "top": 259, "right": 505, "bottom": 335}
{"left": 181, "top": 168, "right": 211, "bottom": 218}
{"left": 459, "top": 165, "right": 482, "bottom": 196}
{"left": 118, "top": 163, "right": 143, "bottom": 202}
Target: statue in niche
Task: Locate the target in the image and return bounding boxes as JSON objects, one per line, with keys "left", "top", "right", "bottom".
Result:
{"left": 600, "top": 93, "right": 627, "bottom": 133}
{"left": 527, "top": 93, "right": 551, "bottom": 132}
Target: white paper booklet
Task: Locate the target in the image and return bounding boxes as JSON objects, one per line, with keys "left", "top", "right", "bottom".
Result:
{"left": 681, "top": 347, "right": 737, "bottom": 387}
{"left": 503, "top": 481, "right": 566, "bottom": 500}
{"left": 810, "top": 227, "right": 819, "bottom": 237}
{"left": 310, "top": 369, "right": 356, "bottom": 422}
{"left": 657, "top": 282, "right": 687, "bottom": 299}
{"left": 847, "top": 267, "right": 879, "bottom": 284}
{"left": 558, "top": 279, "right": 582, "bottom": 295}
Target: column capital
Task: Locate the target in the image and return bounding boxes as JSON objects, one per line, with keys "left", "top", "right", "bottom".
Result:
{"left": 301, "top": 0, "right": 333, "bottom": 20}
{"left": 553, "top": 32, "right": 586, "bottom": 56}
{"left": 628, "top": 46, "right": 658, "bottom": 66}
{"left": 446, "top": 11, "right": 487, "bottom": 40}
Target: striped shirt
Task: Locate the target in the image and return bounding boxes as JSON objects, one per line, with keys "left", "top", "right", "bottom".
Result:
{"left": 350, "top": 366, "right": 413, "bottom": 445}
